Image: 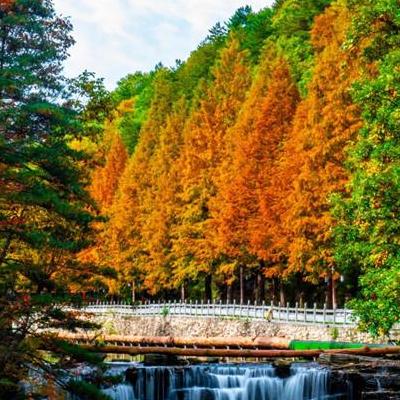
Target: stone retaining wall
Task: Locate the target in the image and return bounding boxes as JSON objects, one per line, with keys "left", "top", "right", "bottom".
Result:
{"left": 85, "top": 313, "right": 398, "bottom": 344}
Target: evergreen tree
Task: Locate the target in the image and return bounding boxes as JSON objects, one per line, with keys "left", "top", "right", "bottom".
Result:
{"left": 0, "top": 1, "right": 105, "bottom": 397}
{"left": 282, "top": 3, "right": 362, "bottom": 303}
{"left": 172, "top": 38, "right": 251, "bottom": 299}
{"left": 102, "top": 68, "right": 176, "bottom": 295}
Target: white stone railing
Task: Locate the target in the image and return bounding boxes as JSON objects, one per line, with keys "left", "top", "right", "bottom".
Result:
{"left": 76, "top": 300, "right": 356, "bottom": 326}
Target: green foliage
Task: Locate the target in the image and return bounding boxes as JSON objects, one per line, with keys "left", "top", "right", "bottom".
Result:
{"left": 161, "top": 305, "right": 170, "bottom": 318}
{"left": 271, "top": 0, "right": 332, "bottom": 94}
{"left": 330, "top": 327, "right": 339, "bottom": 341}
{"left": 175, "top": 40, "right": 224, "bottom": 101}
{"left": 53, "top": 340, "right": 104, "bottom": 365}
{"left": 334, "top": 0, "right": 400, "bottom": 337}
{"left": 348, "top": 268, "right": 400, "bottom": 337}
{"left": 230, "top": 7, "right": 275, "bottom": 64}
{"left": 0, "top": 0, "right": 109, "bottom": 395}
{"left": 69, "top": 71, "right": 115, "bottom": 139}
{"left": 112, "top": 72, "right": 155, "bottom": 153}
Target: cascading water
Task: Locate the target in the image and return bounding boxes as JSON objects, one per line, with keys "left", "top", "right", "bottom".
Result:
{"left": 103, "top": 384, "right": 135, "bottom": 400}
{"left": 102, "top": 363, "right": 349, "bottom": 400}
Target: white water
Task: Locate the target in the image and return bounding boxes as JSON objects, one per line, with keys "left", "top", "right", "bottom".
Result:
{"left": 102, "top": 363, "right": 344, "bottom": 400}
{"left": 103, "top": 384, "right": 135, "bottom": 400}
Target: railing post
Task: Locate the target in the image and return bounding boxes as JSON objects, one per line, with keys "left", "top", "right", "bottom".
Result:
{"left": 333, "top": 306, "right": 336, "bottom": 325}
{"left": 247, "top": 300, "right": 250, "bottom": 319}
{"left": 344, "top": 306, "right": 347, "bottom": 325}
{"left": 323, "top": 303, "right": 327, "bottom": 324}
{"left": 313, "top": 303, "right": 317, "bottom": 323}
{"left": 233, "top": 299, "right": 236, "bottom": 318}
{"left": 304, "top": 302, "right": 307, "bottom": 323}
{"left": 295, "top": 302, "right": 298, "bottom": 322}
{"left": 278, "top": 302, "right": 281, "bottom": 321}
{"left": 286, "top": 302, "right": 290, "bottom": 322}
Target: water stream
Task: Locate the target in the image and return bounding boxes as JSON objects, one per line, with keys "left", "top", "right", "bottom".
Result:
{"left": 101, "top": 362, "right": 348, "bottom": 400}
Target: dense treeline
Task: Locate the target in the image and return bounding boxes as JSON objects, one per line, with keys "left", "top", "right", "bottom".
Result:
{"left": 0, "top": 0, "right": 399, "bottom": 395}
{"left": 85, "top": 0, "right": 400, "bottom": 337}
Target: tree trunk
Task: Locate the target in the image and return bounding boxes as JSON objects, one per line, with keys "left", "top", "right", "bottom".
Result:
{"left": 326, "top": 277, "right": 333, "bottom": 309}
{"left": 332, "top": 277, "right": 337, "bottom": 309}
{"left": 279, "top": 281, "right": 286, "bottom": 306}
{"left": 62, "top": 333, "right": 291, "bottom": 349}
{"left": 226, "top": 283, "right": 232, "bottom": 304}
{"left": 255, "top": 271, "right": 265, "bottom": 304}
{"left": 132, "top": 280, "right": 136, "bottom": 303}
{"left": 181, "top": 284, "right": 185, "bottom": 302}
{"left": 204, "top": 274, "right": 212, "bottom": 302}
{"left": 239, "top": 265, "right": 244, "bottom": 304}
{"left": 79, "top": 344, "right": 400, "bottom": 359}
{"left": 271, "top": 279, "right": 277, "bottom": 305}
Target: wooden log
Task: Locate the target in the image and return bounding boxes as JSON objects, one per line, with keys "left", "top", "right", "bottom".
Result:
{"left": 79, "top": 345, "right": 321, "bottom": 358}
{"left": 57, "top": 333, "right": 291, "bottom": 349}
{"left": 78, "top": 344, "right": 400, "bottom": 359}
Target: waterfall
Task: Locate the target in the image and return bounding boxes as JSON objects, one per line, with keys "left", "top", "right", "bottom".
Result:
{"left": 103, "top": 384, "right": 135, "bottom": 400}
{"left": 102, "top": 362, "right": 347, "bottom": 400}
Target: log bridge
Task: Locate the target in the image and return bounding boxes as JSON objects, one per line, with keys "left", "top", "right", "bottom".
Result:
{"left": 58, "top": 334, "right": 400, "bottom": 359}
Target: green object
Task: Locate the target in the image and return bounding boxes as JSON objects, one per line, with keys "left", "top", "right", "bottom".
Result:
{"left": 289, "top": 340, "right": 383, "bottom": 350}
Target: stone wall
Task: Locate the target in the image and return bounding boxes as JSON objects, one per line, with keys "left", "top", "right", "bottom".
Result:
{"left": 85, "top": 313, "right": 399, "bottom": 344}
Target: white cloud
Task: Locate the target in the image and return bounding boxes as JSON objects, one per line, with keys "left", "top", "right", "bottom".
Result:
{"left": 54, "top": 0, "right": 274, "bottom": 89}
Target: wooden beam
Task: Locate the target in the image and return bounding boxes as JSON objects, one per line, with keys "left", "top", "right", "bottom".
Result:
{"left": 77, "top": 344, "right": 400, "bottom": 359}
{"left": 58, "top": 334, "right": 291, "bottom": 349}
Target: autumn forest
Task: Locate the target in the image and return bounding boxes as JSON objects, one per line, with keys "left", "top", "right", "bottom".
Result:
{"left": 80, "top": 0, "right": 400, "bottom": 337}
{"left": 1, "top": 0, "right": 400, "bottom": 395}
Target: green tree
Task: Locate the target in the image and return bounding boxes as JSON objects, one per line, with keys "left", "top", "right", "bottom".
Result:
{"left": 334, "top": 0, "right": 400, "bottom": 337}
{"left": 0, "top": 1, "right": 106, "bottom": 397}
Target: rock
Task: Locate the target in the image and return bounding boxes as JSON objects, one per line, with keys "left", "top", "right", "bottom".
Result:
{"left": 125, "top": 367, "right": 138, "bottom": 385}
{"left": 319, "top": 353, "right": 381, "bottom": 364}
{"left": 187, "top": 357, "right": 220, "bottom": 364}
{"left": 330, "top": 363, "right": 400, "bottom": 399}
{"left": 361, "top": 391, "right": 400, "bottom": 399}
{"left": 143, "top": 353, "right": 185, "bottom": 366}
{"left": 273, "top": 364, "right": 292, "bottom": 379}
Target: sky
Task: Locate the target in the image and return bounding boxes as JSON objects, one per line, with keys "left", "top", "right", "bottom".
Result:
{"left": 53, "top": 0, "right": 274, "bottom": 89}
